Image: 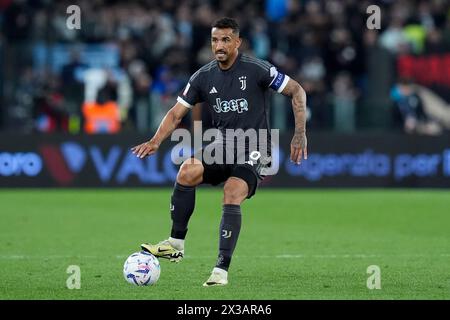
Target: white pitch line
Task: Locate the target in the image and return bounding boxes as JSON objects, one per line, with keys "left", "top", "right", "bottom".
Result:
{"left": 0, "top": 253, "right": 449, "bottom": 260}
{"left": 0, "top": 255, "right": 99, "bottom": 260}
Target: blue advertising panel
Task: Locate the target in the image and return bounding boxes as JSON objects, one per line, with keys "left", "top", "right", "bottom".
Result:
{"left": 1, "top": 133, "right": 449, "bottom": 188}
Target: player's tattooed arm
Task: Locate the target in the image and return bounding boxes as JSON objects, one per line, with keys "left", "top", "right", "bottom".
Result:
{"left": 281, "top": 78, "right": 308, "bottom": 164}
{"left": 131, "top": 102, "right": 189, "bottom": 158}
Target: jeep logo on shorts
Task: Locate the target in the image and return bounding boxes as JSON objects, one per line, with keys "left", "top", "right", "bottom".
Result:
{"left": 213, "top": 98, "right": 248, "bottom": 113}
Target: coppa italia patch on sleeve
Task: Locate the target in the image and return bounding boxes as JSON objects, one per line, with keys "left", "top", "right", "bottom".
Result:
{"left": 269, "top": 72, "right": 285, "bottom": 91}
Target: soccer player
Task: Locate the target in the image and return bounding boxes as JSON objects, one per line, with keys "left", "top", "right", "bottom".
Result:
{"left": 132, "top": 17, "right": 307, "bottom": 286}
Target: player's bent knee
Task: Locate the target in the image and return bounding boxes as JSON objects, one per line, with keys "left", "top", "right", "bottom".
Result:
{"left": 177, "top": 168, "right": 201, "bottom": 186}
{"left": 177, "top": 160, "right": 204, "bottom": 186}
{"left": 223, "top": 189, "right": 247, "bottom": 204}
{"left": 223, "top": 178, "right": 248, "bottom": 205}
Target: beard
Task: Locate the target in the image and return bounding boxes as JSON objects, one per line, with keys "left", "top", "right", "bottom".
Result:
{"left": 215, "top": 51, "right": 228, "bottom": 61}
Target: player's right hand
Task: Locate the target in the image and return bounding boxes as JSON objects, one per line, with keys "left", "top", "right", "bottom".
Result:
{"left": 131, "top": 140, "right": 160, "bottom": 159}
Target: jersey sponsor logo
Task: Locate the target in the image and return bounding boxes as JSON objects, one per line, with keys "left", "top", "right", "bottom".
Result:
{"left": 239, "top": 76, "right": 247, "bottom": 90}
{"left": 213, "top": 98, "right": 248, "bottom": 113}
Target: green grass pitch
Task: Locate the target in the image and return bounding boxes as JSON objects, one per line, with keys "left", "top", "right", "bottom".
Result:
{"left": 0, "top": 188, "right": 449, "bottom": 300}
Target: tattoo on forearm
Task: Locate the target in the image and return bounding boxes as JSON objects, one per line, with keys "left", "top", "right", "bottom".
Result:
{"left": 283, "top": 80, "right": 307, "bottom": 148}
{"left": 292, "top": 88, "right": 306, "bottom": 134}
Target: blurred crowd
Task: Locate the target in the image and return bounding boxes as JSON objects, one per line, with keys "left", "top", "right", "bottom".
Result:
{"left": 1, "top": 0, "right": 450, "bottom": 135}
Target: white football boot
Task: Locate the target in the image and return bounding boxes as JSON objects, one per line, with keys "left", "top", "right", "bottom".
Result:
{"left": 141, "top": 238, "right": 184, "bottom": 263}
{"left": 203, "top": 267, "right": 228, "bottom": 287}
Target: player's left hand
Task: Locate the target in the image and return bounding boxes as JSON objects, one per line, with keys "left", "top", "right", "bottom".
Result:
{"left": 290, "top": 132, "right": 307, "bottom": 165}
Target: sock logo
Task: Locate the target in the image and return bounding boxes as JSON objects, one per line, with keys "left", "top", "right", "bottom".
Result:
{"left": 222, "top": 230, "right": 232, "bottom": 238}
{"left": 170, "top": 204, "right": 174, "bottom": 211}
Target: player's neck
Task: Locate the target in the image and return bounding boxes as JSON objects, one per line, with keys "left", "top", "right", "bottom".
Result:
{"left": 218, "top": 51, "right": 239, "bottom": 71}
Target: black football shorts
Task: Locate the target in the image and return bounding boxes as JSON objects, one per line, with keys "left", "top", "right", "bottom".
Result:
{"left": 192, "top": 143, "right": 270, "bottom": 198}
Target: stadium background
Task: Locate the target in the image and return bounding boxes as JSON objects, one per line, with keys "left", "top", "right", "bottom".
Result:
{"left": 1, "top": 0, "right": 450, "bottom": 300}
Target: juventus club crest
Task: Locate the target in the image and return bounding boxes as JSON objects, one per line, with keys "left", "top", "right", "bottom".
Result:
{"left": 239, "top": 76, "right": 247, "bottom": 90}
{"left": 222, "top": 229, "right": 232, "bottom": 238}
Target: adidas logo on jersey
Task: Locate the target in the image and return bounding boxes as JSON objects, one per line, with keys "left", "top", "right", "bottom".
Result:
{"left": 209, "top": 87, "right": 218, "bottom": 94}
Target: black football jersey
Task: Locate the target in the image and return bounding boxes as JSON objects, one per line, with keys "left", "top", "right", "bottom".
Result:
{"left": 177, "top": 52, "right": 289, "bottom": 133}
{"left": 177, "top": 53, "right": 289, "bottom": 163}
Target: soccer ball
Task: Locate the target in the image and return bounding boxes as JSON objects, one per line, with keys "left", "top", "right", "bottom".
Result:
{"left": 123, "top": 251, "right": 161, "bottom": 286}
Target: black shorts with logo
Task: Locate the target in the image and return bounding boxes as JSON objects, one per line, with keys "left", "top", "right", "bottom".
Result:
{"left": 192, "top": 145, "right": 269, "bottom": 199}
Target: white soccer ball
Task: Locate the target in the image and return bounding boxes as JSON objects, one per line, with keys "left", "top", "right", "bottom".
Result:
{"left": 123, "top": 251, "right": 161, "bottom": 286}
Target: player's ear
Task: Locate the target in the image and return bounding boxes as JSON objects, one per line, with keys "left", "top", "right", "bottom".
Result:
{"left": 235, "top": 36, "right": 242, "bottom": 49}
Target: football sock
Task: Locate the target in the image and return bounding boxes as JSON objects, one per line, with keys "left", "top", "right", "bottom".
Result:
{"left": 216, "top": 204, "right": 242, "bottom": 271}
{"left": 170, "top": 182, "right": 196, "bottom": 240}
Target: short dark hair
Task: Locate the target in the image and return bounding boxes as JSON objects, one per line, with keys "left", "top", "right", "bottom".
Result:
{"left": 212, "top": 17, "right": 240, "bottom": 35}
